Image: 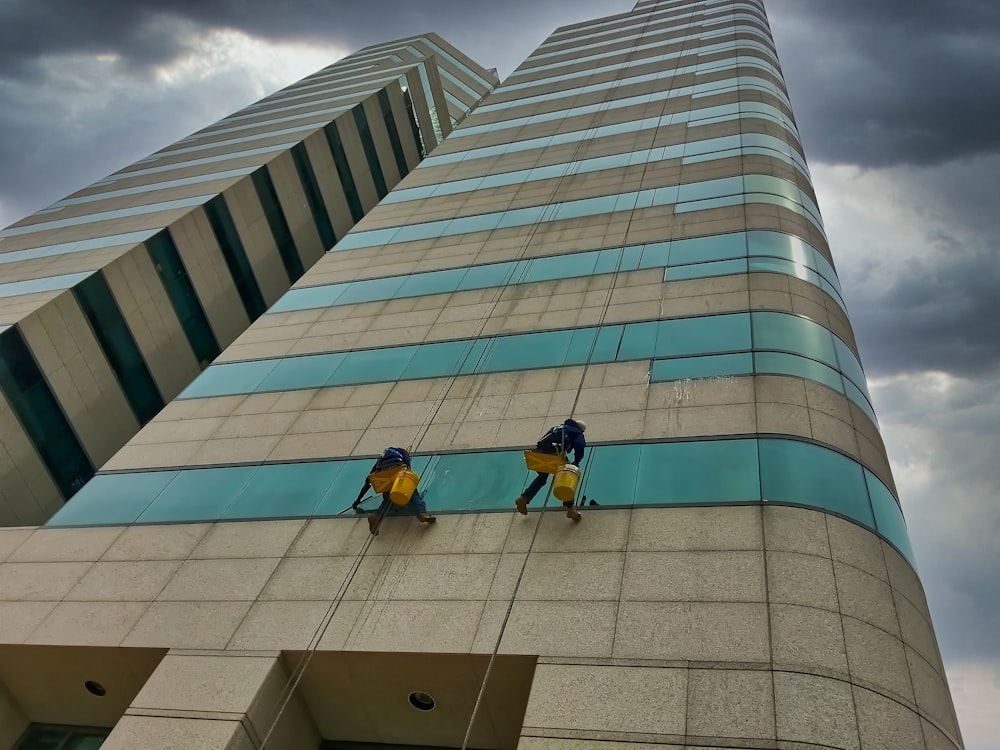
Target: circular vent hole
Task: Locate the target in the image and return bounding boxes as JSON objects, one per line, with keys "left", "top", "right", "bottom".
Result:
{"left": 84, "top": 681, "right": 106, "bottom": 697}
{"left": 408, "top": 691, "right": 435, "bottom": 711}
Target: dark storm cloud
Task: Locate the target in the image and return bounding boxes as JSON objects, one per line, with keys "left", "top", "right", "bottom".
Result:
{"left": 768, "top": 0, "right": 1000, "bottom": 167}
{"left": 0, "top": 0, "right": 624, "bottom": 77}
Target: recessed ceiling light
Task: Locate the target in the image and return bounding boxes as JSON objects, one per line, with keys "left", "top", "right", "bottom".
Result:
{"left": 84, "top": 681, "right": 106, "bottom": 697}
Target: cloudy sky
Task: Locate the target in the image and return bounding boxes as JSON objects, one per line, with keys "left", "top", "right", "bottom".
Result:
{"left": 1, "top": 0, "right": 998, "bottom": 744}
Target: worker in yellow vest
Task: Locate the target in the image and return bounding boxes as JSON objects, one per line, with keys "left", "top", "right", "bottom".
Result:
{"left": 515, "top": 419, "right": 586, "bottom": 521}
{"left": 353, "top": 447, "right": 436, "bottom": 535}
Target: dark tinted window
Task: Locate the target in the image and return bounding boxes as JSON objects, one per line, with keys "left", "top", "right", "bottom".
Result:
{"left": 352, "top": 103, "right": 387, "bottom": 198}
{"left": 288, "top": 145, "right": 336, "bottom": 252}
{"left": 251, "top": 167, "right": 306, "bottom": 278}
{"left": 203, "top": 195, "right": 266, "bottom": 320}
{"left": 377, "top": 89, "right": 410, "bottom": 177}
{"left": 324, "top": 122, "right": 364, "bottom": 222}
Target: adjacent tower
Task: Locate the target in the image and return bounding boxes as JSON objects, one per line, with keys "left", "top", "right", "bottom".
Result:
{"left": 0, "top": 2, "right": 963, "bottom": 749}
{"left": 0, "top": 35, "right": 496, "bottom": 525}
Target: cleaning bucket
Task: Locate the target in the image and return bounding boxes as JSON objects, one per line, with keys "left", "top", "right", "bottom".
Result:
{"left": 524, "top": 450, "right": 566, "bottom": 475}
{"left": 389, "top": 468, "right": 420, "bottom": 506}
{"left": 552, "top": 464, "right": 581, "bottom": 502}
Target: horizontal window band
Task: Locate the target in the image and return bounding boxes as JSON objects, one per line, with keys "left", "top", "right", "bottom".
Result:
{"left": 331, "top": 173, "right": 823, "bottom": 251}
{"left": 543, "top": 0, "right": 761, "bottom": 49}
{"left": 386, "top": 133, "right": 808, "bottom": 205}
{"left": 513, "top": 25, "right": 774, "bottom": 77}
{"left": 422, "top": 99, "right": 798, "bottom": 167}
{"left": 496, "top": 38, "right": 778, "bottom": 97}
{"left": 178, "top": 311, "right": 872, "bottom": 418}
{"left": 450, "top": 75, "right": 792, "bottom": 138}
{"left": 0, "top": 270, "right": 95, "bottom": 300}
{"left": 273, "top": 230, "right": 842, "bottom": 316}
{"left": 474, "top": 57, "right": 785, "bottom": 115}
{"left": 46, "top": 436, "right": 913, "bottom": 567}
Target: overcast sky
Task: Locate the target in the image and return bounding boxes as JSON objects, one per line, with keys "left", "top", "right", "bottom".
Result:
{"left": 1, "top": 0, "right": 998, "bottom": 744}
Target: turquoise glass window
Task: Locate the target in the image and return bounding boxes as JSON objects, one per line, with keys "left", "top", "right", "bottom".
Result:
{"left": 336, "top": 275, "right": 406, "bottom": 305}
{"left": 753, "top": 352, "right": 843, "bottom": 393}
{"left": 618, "top": 321, "right": 659, "bottom": 360}
{"left": 580, "top": 444, "right": 639, "bottom": 505}
{"left": 313, "top": 458, "right": 379, "bottom": 515}
{"left": 422, "top": 451, "right": 529, "bottom": 512}
{"left": 654, "top": 314, "right": 751, "bottom": 357}
{"left": 759, "top": 439, "right": 874, "bottom": 526}
{"left": 181, "top": 359, "right": 279, "bottom": 398}
{"left": 326, "top": 346, "right": 417, "bottom": 386}
{"left": 669, "top": 233, "right": 747, "bottom": 264}
{"left": 256, "top": 353, "right": 348, "bottom": 393}
{"left": 752, "top": 312, "right": 837, "bottom": 366}
{"left": 481, "top": 330, "right": 572, "bottom": 372}
{"left": 866, "top": 469, "right": 914, "bottom": 564}
{"left": 401, "top": 340, "right": 470, "bottom": 380}
{"left": 398, "top": 267, "right": 466, "bottom": 297}
{"left": 223, "top": 461, "right": 344, "bottom": 520}
{"left": 635, "top": 440, "right": 760, "bottom": 505}
{"left": 460, "top": 262, "right": 518, "bottom": 290}
{"left": 652, "top": 352, "right": 752, "bottom": 381}
{"left": 833, "top": 338, "right": 870, "bottom": 396}
{"left": 592, "top": 325, "right": 625, "bottom": 363}
{"left": 48, "top": 471, "right": 178, "bottom": 526}
{"left": 667, "top": 258, "right": 748, "bottom": 280}
{"left": 137, "top": 465, "right": 259, "bottom": 523}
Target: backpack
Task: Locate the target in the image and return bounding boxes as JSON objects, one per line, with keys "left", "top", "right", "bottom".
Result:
{"left": 536, "top": 424, "right": 568, "bottom": 453}
{"left": 374, "top": 447, "right": 407, "bottom": 471}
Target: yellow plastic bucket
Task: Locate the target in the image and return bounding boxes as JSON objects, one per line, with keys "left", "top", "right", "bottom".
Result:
{"left": 389, "top": 468, "right": 420, "bottom": 506}
{"left": 552, "top": 464, "right": 581, "bottom": 502}
{"left": 524, "top": 450, "right": 566, "bottom": 475}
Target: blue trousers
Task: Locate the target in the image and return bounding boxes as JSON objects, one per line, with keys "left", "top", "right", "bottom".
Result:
{"left": 522, "top": 473, "right": 574, "bottom": 505}
{"left": 377, "top": 488, "right": 426, "bottom": 516}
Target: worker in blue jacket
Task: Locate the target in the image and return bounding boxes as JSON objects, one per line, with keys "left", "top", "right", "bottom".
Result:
{"left": 353, "top": 446, "right": 435, "bottom": 535}
{"left": 515, "top": 419, "right": 586, "bottom": 521}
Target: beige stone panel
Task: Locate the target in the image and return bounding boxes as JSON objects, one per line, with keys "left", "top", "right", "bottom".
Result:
{"left": 122, "top": 601, "right": 251, "bottom": 649}
{"left": 372, "top": 553, "right": 500, "bottom": 601}
{"left": 169, "top": 210, "right": 249, "bottom": 347}
{"left": 762, "top": 504, "right": 831, "bottom": 556}
{"left": 756, "top": 401, "right": 812, "bottom": 437}
{"left": 104, "top": 249, "right": 200, "bottom": 399}
{"left": 883, "top": 543, "right": 930, "bottom": 617}
{"left": 191, "top": 519, "right": 305, "bottom": 559}
{"left": 223, "top": 181, "right": 289, "bottom": 307}
{"left": 65, "top": 560, "right": 180, "bottom": 601}
{"left": 834, "top": 561, "right": 900, "bottom": 636}
{"left": 196, "top": 435, "right": 285, "bottom": 465}
{"left": 770, "top": 603, "right": 849, "bottom": 673}
{"left": 826, "top": 515, "right": 889, "bottom": 582}
{"left": 102, "top": 715, "right": 249, "bottom": 750}
{"left": 687, "top": 668, "right": 776, "bottom": 741}
{"left": 210, "top": 411, "right": 297, "bottom": 439}
{"left": 128, "top": 416, "right": 224, "bottom": 444}
{"left": 270, "top": 145, "right": 327, "bottom": 262}
{"left": 842, "top": 615, "right": 913, "bottom": 701}
{"left": 616, "top": 601, "right": 770, "bottom": 662}
{"left": 0, "top": 528, "right": 32, "bottom": 562}
{"left": 101, "top": 523, "right": 210, "bottom": 561}
{"left": 854, "top": 685, "right": 925, "bottom": 749}
{"left": 504, "top": 509, "right": 630, "bottom": 554}
{"left": 336, "top": 113, "right": 380, "bottom": 209}
{"left": 288, "top": 517, "right": 374, "bottom": 557}
{"left": 26, "top": 601, "right": 149, "bottom": 646}
{"left": 345, "top": 599, "right": 485, "bottom": 652}
{"left": 267, "top": 430, "right": 363, "bottom": 460}
{"left": 523, "top": 663, "right": 686, "bottom": 735}
{"left": 0, "top": 601, "right": 56, "bottom": 643}
{"left": 624, "top": 551, "right": 765, "bottom": 602}
{"left": 131, "top": 652, "right": 275, "bottom": 714}
{"left": 158, "top": 558, "right": 280, "bottom": 601}
{"left": 907, "top": 646, "right": 959, "bottom": 738}
{"left": 643, "top": 402, "right": 756, "bottom": 439}
{"left": 474, "top": 599, "right": 617, "bottom": 658}
{"left": 102, "top": 440, "right": 204, "bottom": 470}
{"left": 260, "top": 555, "right": 382, "bottom": 601}
{"left": 507, "top": 551, "right": 624, "bottom": 601}
{"left": 895, "top": 591, "right": 945, "bottom": 674}
{"left": 227, "top": 599, "right": 331, "bottom": 650}
{"left": 0, "top": 562, "right": 91, "bottom": 600}
{"left": 628, "top": 506, "right": 763, "bottom": 551}
{"left": 767, "top": 551, "right": 838, "bottom": 611}
{"left": 517, "top": 742, "right": 682, "bottom": 750}
{"left": 773, "top": 671, "right": 860, "bottom": 750}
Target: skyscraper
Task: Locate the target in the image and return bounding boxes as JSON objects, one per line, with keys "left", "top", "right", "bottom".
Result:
{"left": 0, "top": 1, "right": 963, "bottom": 749}
{"left": 0, "top": 35, "right": 496, "bottom": 525}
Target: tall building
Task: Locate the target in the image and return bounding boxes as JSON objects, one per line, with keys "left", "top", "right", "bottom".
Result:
{"left": 0, "top": 35, "right": 497, "bottom": 525}
{"left": 0, "top": 1, "right": 963, "bottom": 749}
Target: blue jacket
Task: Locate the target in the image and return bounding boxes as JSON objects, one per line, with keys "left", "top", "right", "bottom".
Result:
{"left": 537, "top": 420, "right": 586, "bottom": 465}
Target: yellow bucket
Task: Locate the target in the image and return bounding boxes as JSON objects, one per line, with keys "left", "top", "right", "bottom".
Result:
{"left": 389, "top": 468, "right": 420, "bottom": 506}
{"left": 524, "top": 450, "right": 566, "bottom": 475}
{"left": 368, "top": 466, "right": 404, "bottom": 494}
{"left": 552, "top": 464, "right": 581, "bottom": 502}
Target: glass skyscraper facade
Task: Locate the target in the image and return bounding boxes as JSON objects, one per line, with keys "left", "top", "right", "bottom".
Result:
{"left": 0, "top": 2, "right": 962, "bottom": 749}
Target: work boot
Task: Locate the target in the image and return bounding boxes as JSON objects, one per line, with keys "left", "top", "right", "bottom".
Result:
{"left": 417, "top": 513, "right": 436, "bottom": 524}
{"left": 368, "top": 514, "right": 380, "bottom": 536}
{"left": 515, "top": 496, "right": 528, "bottom": 515}
{"left": 565, "top": 505, "right": 581, "bottom": 522}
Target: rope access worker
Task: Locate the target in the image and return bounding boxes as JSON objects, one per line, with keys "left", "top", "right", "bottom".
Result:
{"left": 353, "top": 446, "right": 436, "bottom": 536}
{"left": 515, "top": 419, "right": 586, "bottom": 521}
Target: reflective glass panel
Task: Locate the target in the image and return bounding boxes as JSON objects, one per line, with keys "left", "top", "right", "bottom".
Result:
{"left": 46, "top": 471, "right": 179, "bottom": 526}
{"left": 137, "top": 465, "right": 259, "bottom": 522}
{"left": 635, "top": 440, "right": 760, "bottom": 504}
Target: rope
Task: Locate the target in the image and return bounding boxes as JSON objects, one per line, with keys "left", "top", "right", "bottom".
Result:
{"left": 458, "top": 3, "right": 703, "bottom": 745}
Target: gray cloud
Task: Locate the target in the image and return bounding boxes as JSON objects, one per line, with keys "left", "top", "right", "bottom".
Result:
{"left": 768, "top": 0, "right": 1000, "bottom": 167}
